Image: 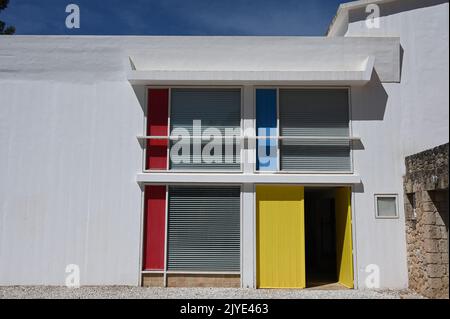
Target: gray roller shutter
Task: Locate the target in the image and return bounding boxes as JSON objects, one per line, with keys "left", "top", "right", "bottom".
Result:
{"left": 167, "top": 186, "right": 240, "bottom": 272}
{"left": 279, "top": 89, "right": 351, "bottom": 172}
{"left": 170, "top": 89, "right": 241, "bottom": 170}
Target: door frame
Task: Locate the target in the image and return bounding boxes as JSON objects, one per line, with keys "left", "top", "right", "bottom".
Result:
{"left": 253, "top": 184, "right": 357, "bottom": 289}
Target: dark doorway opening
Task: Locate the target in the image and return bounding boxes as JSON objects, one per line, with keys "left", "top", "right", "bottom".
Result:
{"left": 305, "top": 188, "right": 338, "bottom": 288}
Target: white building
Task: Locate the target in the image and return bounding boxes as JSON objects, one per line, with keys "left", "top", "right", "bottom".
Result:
{"left": 0, "top": 0, "right": 448, "bottom": 290}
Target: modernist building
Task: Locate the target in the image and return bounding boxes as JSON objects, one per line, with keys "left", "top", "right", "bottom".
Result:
{"left": 0, "top": 0, "right": 448, "bottom": 292}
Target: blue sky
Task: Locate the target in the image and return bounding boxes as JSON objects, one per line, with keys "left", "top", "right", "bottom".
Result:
{"left": 1, "top": 0, "right": 344, "bottom": 35}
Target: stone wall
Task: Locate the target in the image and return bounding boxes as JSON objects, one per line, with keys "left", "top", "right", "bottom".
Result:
{"left": 404, "top": 143, "right": 449, "bottom": 298}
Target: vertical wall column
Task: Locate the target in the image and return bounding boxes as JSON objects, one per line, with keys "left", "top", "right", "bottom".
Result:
{"left": 241, "top": 86, "right": 256, "bottom": 288}
{"left": 242, "top": 86, "right": 255, "bottom": 174}
{"left": 242, "top": 184, "right": 255, "bottom": 288}
{"left": 146, "top": 89, "right": 169, "bottom": 170}
{"left": 142, "top": 186, "right": 167, "bottom": 270}
{"left": 142, "top": 89, "right": 169, "bottom": 276}
{"left": 256, "top": 89, "right": 278, "bottom": 171}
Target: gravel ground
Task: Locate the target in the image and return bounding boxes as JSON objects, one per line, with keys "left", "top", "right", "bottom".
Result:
{"left": 0, "top": 286, "right": 425, "bottom": 299}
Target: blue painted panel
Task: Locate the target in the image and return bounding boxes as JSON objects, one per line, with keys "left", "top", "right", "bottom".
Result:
{"left": 256, "top": 89, "right": 278, "bottom": 171}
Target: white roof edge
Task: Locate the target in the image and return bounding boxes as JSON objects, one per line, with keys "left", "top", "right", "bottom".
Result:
{"left": 327, "top": 0, "right": 398, "bottom": 37}
{"left": 127, "top": 69, "right": 374, "bottom": 86}
{"left": 127, "top": 52, "right": 376, "bottom": 85}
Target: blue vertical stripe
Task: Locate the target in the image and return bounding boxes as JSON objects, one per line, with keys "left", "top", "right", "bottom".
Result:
{"left": 256, "top": 89, "right": 278, "bottom": 171}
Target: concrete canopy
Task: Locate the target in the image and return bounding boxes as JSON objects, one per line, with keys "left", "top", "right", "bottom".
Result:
{"left": 126, "top": 36, "right": 399, "bottom": 85}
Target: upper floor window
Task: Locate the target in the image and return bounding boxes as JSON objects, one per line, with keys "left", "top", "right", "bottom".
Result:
{"left": 145, "top": 88, "right": 241, "bottom": 171}
{"left": 144, "top": 87, "right": 352, "bottom": 173}
{"left": 256, "top": 88, "right": 352, "bottom": 173}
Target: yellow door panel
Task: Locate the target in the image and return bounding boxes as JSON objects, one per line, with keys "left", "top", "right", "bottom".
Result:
{"left": 256, "top": 185, "right": 305, "bottom": 288}
{"left": 335, "top": 187, "right": 354, "bottom": 288}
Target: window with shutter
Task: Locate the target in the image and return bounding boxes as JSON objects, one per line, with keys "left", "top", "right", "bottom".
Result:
{"left": 279, "top": 89, "right": 351, "bottom": 172}
{"left": 167, "top": 186, "right": 241, "bottom": 272}
{"left": 169, "top": 88, "right": 241, "bottom": 170}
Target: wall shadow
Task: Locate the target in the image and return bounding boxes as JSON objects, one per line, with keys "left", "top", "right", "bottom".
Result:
{"left": 351, "top": 70, "right": 388, "bottom": 121}
{"left": 132, "top": 84, "right": 147, "bottom": 115}
{"left": 352, "top": 182, "right": 365, "bottom": 194}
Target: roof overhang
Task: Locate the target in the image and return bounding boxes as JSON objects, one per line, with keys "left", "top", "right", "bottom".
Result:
{"left": 128, "top": 56, "right": 375, "bottom": 86}
{"left": 127, "top": 37, "right": 399, "bottom": 86}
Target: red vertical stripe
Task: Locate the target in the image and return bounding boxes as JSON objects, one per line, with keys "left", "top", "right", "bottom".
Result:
{"left": 143, "top": 185, "right": 166, "bottom": 270}
{"left": 146, "top": 89, "right": 169, "bottom": 170}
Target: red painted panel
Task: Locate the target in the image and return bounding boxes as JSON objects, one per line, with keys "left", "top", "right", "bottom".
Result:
{"left": 146, "top": 89, "right": 169, "bottom": 170}
{"left": 143, "top": 185, "right": 166, "bottom": 270}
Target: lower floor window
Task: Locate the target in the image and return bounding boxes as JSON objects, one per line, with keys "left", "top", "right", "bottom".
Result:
{"left": 167, "top": 186, "right": 241, "bottom": 271}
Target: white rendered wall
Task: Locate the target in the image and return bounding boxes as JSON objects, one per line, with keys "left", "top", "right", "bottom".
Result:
{"left": 346, "top": 0, "right": 449, "bottom": 156}
{"left": 346, "top": 1, "right": 449, "bottom": 289}
{"left": 0, "top": 80, "right": 144, "bottom": 285}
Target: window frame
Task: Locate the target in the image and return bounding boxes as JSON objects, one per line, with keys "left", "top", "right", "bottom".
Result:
{"left": 253, "top": 86, "right": 354, "bottom": 174}
{"left": 143, "top": 86, "right": 244, "bottom": 174}
{"left": 166, "top": 185, "right": 242, "bottom": 272}
{"left": 374, "top": 193, "right": 399, "bottom": 219}
{"left": 138, "top": 183, "right": 243, "bottom": 287}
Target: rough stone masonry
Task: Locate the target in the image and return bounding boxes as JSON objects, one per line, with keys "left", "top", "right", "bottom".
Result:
{"left": 404, "top": 143, "right": 449, "bottom": 298}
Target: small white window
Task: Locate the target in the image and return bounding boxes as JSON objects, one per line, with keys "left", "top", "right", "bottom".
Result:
{"left": 375, "top": 194, "right": 399, "bottom": 219}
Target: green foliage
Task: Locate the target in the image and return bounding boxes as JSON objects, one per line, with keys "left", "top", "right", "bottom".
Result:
{"left": 0, "top": 0, "right": 10, "bottom": 11}
{"left": 0, "top": 0, "right": 15, "bottom": 35}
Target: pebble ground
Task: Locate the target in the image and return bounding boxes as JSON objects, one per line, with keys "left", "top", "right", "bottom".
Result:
{"left": 0, "top": 286, "right": 425, "bottom": 299}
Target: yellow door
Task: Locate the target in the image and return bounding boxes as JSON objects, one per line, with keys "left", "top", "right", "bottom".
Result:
{"left": 335, "top": 187, "right": 354, "bottom": 288}
{"left": 256, "top": 185, "right": 305, "bottom": 288}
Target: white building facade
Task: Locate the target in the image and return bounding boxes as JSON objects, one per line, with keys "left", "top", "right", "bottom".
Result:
{"left": 0, "top": 0, "right": 448, "bottom": 289}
